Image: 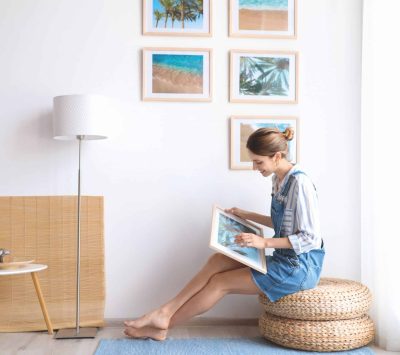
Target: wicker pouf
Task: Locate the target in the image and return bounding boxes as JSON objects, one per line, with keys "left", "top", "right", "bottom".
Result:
{"left": 258, "top": 278, "right": 375, "bottom": 351}
{"left": 259, "top": 312, "right": 375, "bottom": 352}
{"left": 259, "top": 278, "right": 372, "bottom": 321}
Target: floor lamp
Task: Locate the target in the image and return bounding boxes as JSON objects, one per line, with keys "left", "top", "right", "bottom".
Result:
{"left": 52, "top": 94, "right": 108, "bottom": 339}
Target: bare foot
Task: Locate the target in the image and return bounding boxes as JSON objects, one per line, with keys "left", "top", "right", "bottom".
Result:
{"left": 124, "top": 308, "right": 170, "bottom": 329}
{"left": 124, "top": 326, "right": 167, "bottom": 341}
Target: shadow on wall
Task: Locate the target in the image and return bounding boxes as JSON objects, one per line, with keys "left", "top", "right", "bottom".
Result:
{"left": 7, "top": 109, "right": 77, "bottom": 184}
{"left": 11, "top": 110, "right": 55, "bottom": 157}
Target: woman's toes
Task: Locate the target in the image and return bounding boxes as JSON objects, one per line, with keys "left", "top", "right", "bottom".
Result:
{"left": 124, "top": 326, "right": 167, "bottom": 341}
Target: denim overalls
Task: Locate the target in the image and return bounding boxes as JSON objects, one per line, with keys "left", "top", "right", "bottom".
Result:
{"left": 251, "top": 170, "right": 325, "bottom": 302}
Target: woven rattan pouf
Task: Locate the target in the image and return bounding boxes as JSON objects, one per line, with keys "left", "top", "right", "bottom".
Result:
{"left": 258, "top": 278, "right": 375, "bottom": 352}
{"left": 259, "top": 312, "right": 375, "bottom": 352}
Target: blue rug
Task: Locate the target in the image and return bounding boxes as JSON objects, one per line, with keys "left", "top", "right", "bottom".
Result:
{"left": 94, "top": 337, "right": 374, "bottom": 355}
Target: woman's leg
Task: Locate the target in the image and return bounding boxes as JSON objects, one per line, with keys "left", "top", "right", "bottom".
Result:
{"left": 124, "top": 267, "right": 259, "bottom": 340}
{"left": 169, "top": 267, "right": 259, "bottom": 327}
{"left": 124, "top": 253, "right": 243, "bottom": 330}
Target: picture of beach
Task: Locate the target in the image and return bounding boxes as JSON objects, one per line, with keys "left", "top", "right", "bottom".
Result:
{"left": 239, "top": 0, "right": 288, "bottom": 31}
{"left": 230, "top": 50, "right": 297, "bottom": 103}
{"left": 143, "top": 0, "right": 211, "bottom": 35}
{"left": 143, "top": 48, "right": 211, "bottom": 101}
{"left": 152, "top": 54, "right": 203, "bottom": 94}
{"left": 230, "top": 116, "right": 298, "bottom": 169}
{"left": 229, "top": 0, "right": 296, "bottom": 38}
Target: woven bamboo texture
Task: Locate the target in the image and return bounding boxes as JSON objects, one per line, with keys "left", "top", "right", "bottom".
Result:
{"left": 259, "top": 278, "right": 372, "bottom": 320}
{"left": 259, "top": 312, "right": 375, "bottom": 352}
{"left": 0, "top": 196, "right": 105, "bottom": 332}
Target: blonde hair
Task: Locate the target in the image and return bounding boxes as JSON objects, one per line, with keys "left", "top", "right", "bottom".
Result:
{"left": 246, "top": 127, "right": 294, "bottom": 158}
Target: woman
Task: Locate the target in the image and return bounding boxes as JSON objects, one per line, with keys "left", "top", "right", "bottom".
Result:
{"left": 124, "top": 127, "right": 325, "bottom": 340}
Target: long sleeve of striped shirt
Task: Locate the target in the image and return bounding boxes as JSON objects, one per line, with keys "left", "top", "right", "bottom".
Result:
{"left": 273, "top": 166, "right": 322, "bottom": 255}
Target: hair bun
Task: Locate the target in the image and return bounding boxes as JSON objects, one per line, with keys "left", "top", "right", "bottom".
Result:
{"left": 283, "top": 127, "right": 294, "bottom": 141}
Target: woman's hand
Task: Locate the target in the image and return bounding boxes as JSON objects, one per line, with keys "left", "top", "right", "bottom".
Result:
{"left": 225, "top": 207, "right": 249, "bottom": 220}
{"left": 234, "top": 233, "right": 266, "bottom": 249}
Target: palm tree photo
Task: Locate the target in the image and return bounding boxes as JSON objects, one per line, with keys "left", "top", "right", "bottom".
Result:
{"left": 153, "top": 0, "right": 204, "bottom": 29}
{"left": 239, "top": 56, "right": 290, "bottom": 97}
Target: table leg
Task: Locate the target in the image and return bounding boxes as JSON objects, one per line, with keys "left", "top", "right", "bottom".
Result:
{"left": 31, "top": 272, "right": 54, "bottom": 335}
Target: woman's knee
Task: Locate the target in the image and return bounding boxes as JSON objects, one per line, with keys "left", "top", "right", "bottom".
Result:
{"left": 207, "top": 272, "right": 228, "bottom": 293}
{"left": 207, "top": 268, "right": 259, "bottom": 295}
{"left": 207, "top": 253, "right": 228, "bottom": 266}
{"left": 206, "top": 253, "right": 239, "bottom": 271}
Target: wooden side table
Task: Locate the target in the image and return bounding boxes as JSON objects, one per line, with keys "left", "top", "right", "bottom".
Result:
{"left": 0, "top": 264, "right": 54, "bottom": 334}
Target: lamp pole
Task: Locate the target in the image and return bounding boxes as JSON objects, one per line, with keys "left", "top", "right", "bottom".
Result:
{"left": 53, "top": 94, "right": 108, "bottom": 339}
{"left": 76, "top": 135, "right": 82, "bottom": 334}
{"left": 54, "top": 135, "right": 98, "bottom": 339}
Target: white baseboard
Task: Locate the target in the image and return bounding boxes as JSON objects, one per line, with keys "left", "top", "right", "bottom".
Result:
{"left": 105, "top": 317, "right": 258, "bottom": 328}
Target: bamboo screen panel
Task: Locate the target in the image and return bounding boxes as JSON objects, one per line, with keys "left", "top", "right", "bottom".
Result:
{"left": 0, "top": 196, "right": 105, "bottom": 332}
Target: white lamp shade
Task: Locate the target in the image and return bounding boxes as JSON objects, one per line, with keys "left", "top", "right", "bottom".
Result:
{"left": 53, "top": 94, "right": 109, "bottom": 140}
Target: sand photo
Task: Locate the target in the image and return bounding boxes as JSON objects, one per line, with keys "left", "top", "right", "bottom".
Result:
{"left": 143, "top": 48, "right": 212, "bottom": 102}
{"left": 143, "top": 0, "right": 211, "bottom": 36}
{"left": 230, "top": 116, "right": 298, "bottom": 170}
{"left": 152, "top": 54, "right": 203, "bottom": 94}
{"left": 229, "top": 0, "right": 296, "bottom": 38}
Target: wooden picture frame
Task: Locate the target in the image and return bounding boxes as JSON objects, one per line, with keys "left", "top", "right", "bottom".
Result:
{"left": 229, "top": 0, "right": 297, "bottom": 39}
{"left": 209, "top": 205, "right": 267, "bottom": 274}
{"left": 143, "top": 0, "right": 212, "bottom": 36}
{"left": 230, "top": 50, "right": 298, "bottom": 104}
{"left": 230, "top": 115, "right": 299, "bottom": 170}
{"left": 142, "top": 47, "right": 212, "bottom": 102}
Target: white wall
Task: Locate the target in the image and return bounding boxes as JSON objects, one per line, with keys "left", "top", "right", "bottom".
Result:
{"left": 0, "top": 0, "right": 362, "bottom": 319}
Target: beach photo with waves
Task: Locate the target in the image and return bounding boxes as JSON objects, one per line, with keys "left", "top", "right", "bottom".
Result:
{"left": 239, "top": 0, "right": 289, "bottom": 31}
{"left": 152, "top": 54, "right": 203, "bottom": 94}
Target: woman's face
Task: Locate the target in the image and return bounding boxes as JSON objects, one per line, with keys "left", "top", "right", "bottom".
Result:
{"left": 248, "top": 151, "right": 277, "bottom": 177}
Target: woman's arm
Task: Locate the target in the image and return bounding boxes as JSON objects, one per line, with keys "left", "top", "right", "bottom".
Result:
{"left": 247, "top": 212, "right": 273, "bottom": 229}
{"left": 226, "top": 207, "right": 273, "bottom": 229}
{"left": 235, "top": 234, "right": 292, "bottom": 249}
{"left": 264, "top": 237, "right": 292, "bottom": 249}
{"left": 286, "top": 177, "right": 322, "bottom": 254}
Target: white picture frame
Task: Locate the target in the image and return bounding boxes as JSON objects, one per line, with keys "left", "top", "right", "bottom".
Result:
{"left": 230, "top": 50, "right": 298, "bottom": 104}
{"left": 210, "top": 205, "right": 267, "bottom": 274}
{"left": 142, "top": 47, "right": 212, "bottom": 102}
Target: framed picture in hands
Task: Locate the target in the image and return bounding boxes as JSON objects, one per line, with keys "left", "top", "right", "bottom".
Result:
{"left": 210, "top": 205, "right": 267, "bottom": 274}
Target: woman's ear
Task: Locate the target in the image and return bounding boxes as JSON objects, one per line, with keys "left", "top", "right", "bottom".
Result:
{"left": 273, "top": 152, "right": 282, "bottom": 163}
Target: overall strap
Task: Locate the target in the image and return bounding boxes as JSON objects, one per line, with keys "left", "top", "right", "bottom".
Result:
{"left": 280, "top": 171, "right": 306, "bottom": 197}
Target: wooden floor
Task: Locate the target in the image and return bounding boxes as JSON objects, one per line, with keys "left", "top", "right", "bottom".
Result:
{"left": 0, "top": 319, "right": 394, "bottom": 355}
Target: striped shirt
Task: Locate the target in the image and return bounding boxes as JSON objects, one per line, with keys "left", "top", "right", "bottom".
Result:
{"left": 272, "top": 165, "right": 322, "bottom": 255}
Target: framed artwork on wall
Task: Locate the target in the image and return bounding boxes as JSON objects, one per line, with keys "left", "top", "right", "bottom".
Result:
{"left": 229, "top": 0, "right": 297, "bottom": 39}
{"left": 210, "top": 205, "right": 267, "bottom": 274}
{"left": 230, "top": 50, "right": 298, "bottom": 104}
{"left": 142, "top": 48, "right": 212, "bottom": 102}
{"left": 143, "top": 0, "right": 212, "bottom": 36}
{"left": 230, "top": 115, "right": 298, "bottom": 170}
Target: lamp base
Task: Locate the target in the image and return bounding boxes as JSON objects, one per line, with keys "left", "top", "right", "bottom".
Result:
{"left": 54, "top": 327, "right": 98, "bottom": 339}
